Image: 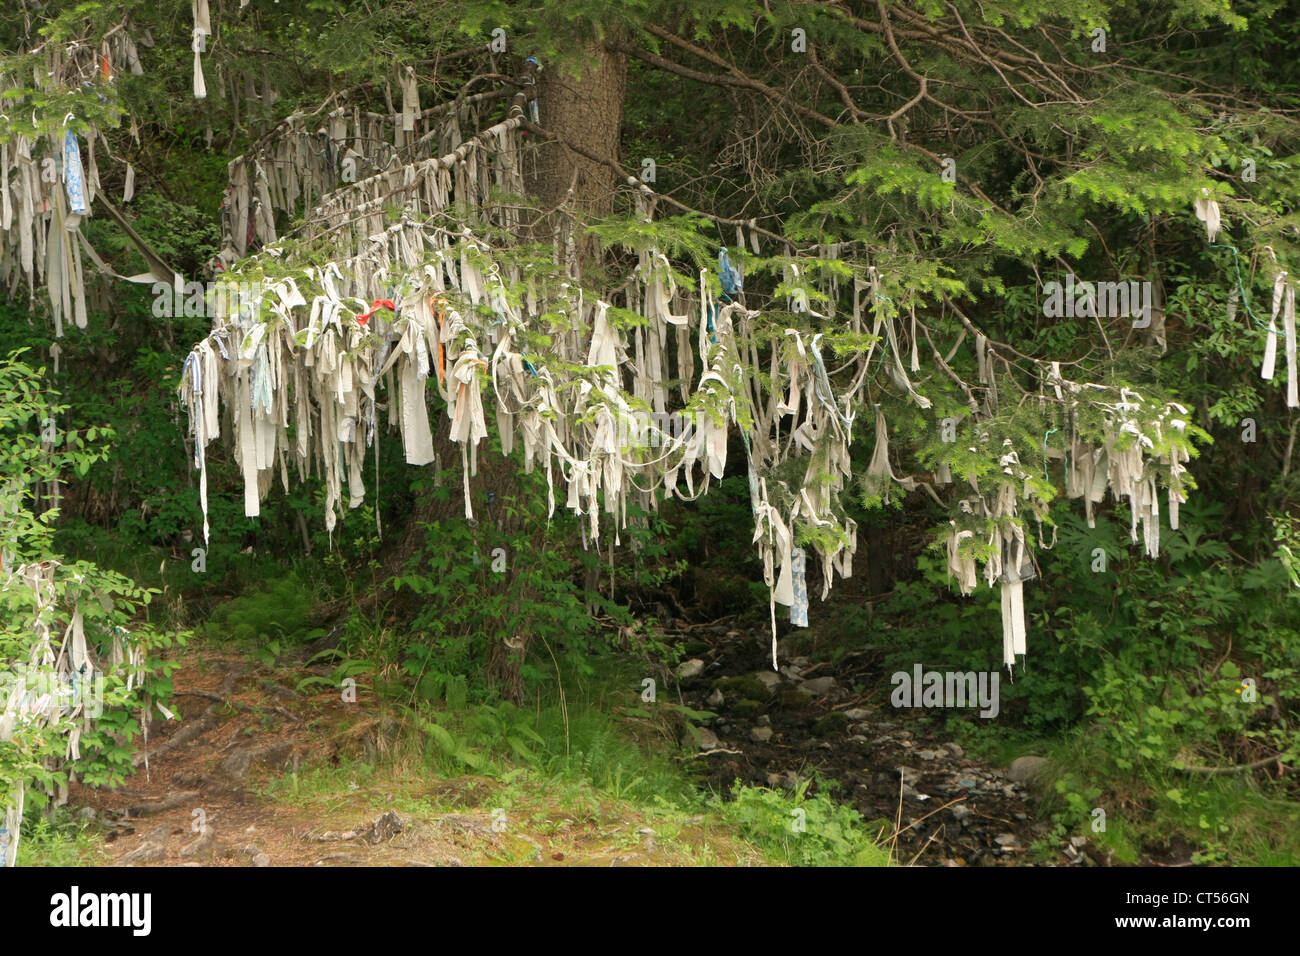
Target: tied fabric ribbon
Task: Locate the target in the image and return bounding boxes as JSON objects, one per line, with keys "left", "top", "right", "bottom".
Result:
{"left": 192, "top": 0, "right": 211, "bottom": 100}
{"left": 63, "top": 130, "right": 89, "bottom": 216}
{"left": 356, "top": 298, "right": 395, "bottom": 326}
{"left": 790, "top": 547, "right": 809, "bottom": 627}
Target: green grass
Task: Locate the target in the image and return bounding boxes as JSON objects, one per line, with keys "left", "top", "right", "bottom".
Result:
{"left": 251, "top": 651, "right": 897, "bottom": 866}
{"left": 15, "top": 815, "right": 106, "bottom": 867}
{"left": 1029, "top": 731, "right": 1300, "bottom": 865}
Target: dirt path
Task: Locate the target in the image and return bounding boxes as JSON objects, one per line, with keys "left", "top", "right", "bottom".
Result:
{"left": 68, "top": 652, "right": 747, "bottom": 867}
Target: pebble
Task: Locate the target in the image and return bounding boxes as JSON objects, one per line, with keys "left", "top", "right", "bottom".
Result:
{"left": 750, "top": 726, "right": 773, "bottom": 743}
{"left": 678, "top": 659, "right": 705, "bottom": 679}
{"left": 896, "top": 766, "right": 921, "bottom": 785}
{"left": 753, "top": 671, "right": 783, "bottom": 690}
{"left": 844, "top": 708, "right": 870, "bottom": 721}
{"left": 755, "top": 715, "right": 771, "bottom": 727}
{"left": 706, "top": 689, "right": 725, "bottom": 708}
{"left": 696, "top": 727, "right": 720, "bottom": 750}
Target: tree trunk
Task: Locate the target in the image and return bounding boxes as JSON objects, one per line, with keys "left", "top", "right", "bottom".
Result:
{"left": 376, "top": 43, "right": 629, "bottom": 703}
{"left": 530, "top": 42, "right": 627, "bottom": 215}
{"left": 527, "top": 40, "right": 627, "bottom": 270}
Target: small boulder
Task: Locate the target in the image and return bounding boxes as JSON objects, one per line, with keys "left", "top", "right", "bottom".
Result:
{"left": 1006, "top": 755, "right": 1049, "bottom": 785}
{"left": 695, "top": 726, "right": 720, "bottom": 750}
{"left": 750, "top": 726, "right": 773, "bottom": 743}
{"left": 801, "top": 676, "right": 837, "bottom": 696}
{"left": 677, "top": 659, "right": 705, "bottom": 680}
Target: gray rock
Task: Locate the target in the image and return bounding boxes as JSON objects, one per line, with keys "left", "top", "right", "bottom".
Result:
{"left": 752, "top": 670, "right": 783, "bottom": 690}
{"left": 916, "top": 749, "right": 942, "bottom": 761}
{"left": 755, "top": 715, "right": 771, "bottom": 727}
{"left": 750, "top": 726, "right": 773, "bottom": 743}
{"left": 945, "top": 742, "right": 964, "bottom": 757}
{"left": 801, "top": 676, "right": 837, "bottom": 696}
{"left": 677, "top": 659, "right": 705, "bottom": 679}
{"left": 706, "top": 689, "right": 725, "bottom": 708}
{"left": 1006, "top": 755, "right": 1049, "bottom": 785}
{"left": 76, "top": 807, "right": 96, "bottom": 822}
{"left": 695, "top": 726, "right": 720, "bottom": 750}
{"left": 994, "top": 832, "right": 1020, "bottom": 847}
{"left": 252, "top": 852, "right": 271, "bottom": 867}
{"left": 950, "top": 805, "right": 973, "bottom": 822}
{"left": 843, "top": 708, "right": 871, "bottom": 721}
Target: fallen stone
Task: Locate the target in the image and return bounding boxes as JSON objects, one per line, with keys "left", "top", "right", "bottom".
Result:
{"left": 695, "top": 726, "right": 720, "bottom": 750}
{"left": 843, "top": 708, "right": 870, "bottom": 721}
{"left": 801, "top": 676, "right": 837, "bottom": 696}
{"left": 752, "top": 671, "right": 783, "bottom": 690}
{"left": 750, "top": 726, "right": 773, "bottom": 743}
{"left": 1006, "top": 755, "right": 1049, "bottom": 785}
{"left": 678, "top": 659, "right": 705, "bottom": 679}
{"left": 253, "top": 853, "right": 271, "bottom": 867}
{"left": 706, "top": 689, "right": 725, "bottom": 708}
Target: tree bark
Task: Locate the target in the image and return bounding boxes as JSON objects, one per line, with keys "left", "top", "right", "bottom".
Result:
{"left": 526, "top": 40, "right": 628, "bottom": 272}
{"left": 529, "top": 42, "right": 627, "bottom": 217}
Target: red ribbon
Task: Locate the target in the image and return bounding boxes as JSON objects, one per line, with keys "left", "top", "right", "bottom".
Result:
{"left": 356, "top": 298, "right": 396, "bottom": 326}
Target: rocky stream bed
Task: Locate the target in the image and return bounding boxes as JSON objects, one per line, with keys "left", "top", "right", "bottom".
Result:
{"left": 671, "top": 617, "right": 1098, "bottom": 867}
